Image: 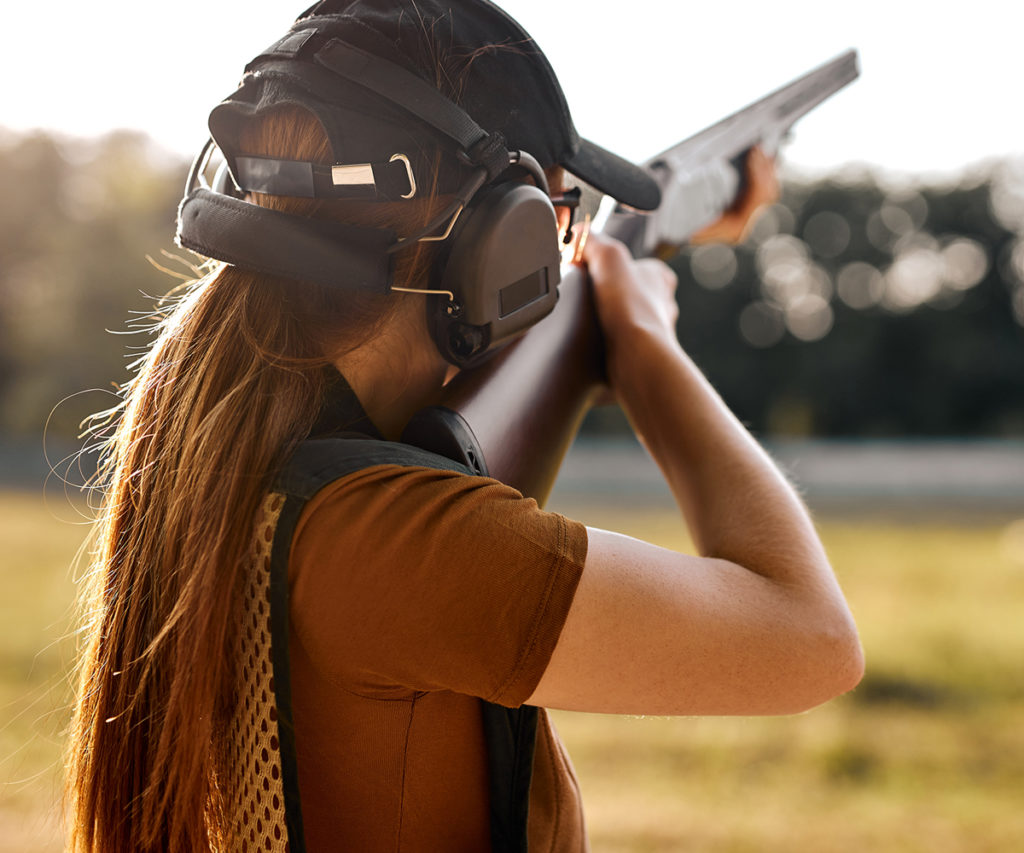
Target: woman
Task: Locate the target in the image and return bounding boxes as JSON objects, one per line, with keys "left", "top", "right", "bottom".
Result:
{"left": 66, "top": 1, "right": 863, "bottom": 851}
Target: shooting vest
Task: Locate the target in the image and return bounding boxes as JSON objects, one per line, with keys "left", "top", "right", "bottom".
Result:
{"left": 221, "top": 386, "right": 538, "bottom": 853}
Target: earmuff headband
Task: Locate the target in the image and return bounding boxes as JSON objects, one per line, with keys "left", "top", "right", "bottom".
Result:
{"left": 178, "top": 188, "right": 395, "bottom": 293}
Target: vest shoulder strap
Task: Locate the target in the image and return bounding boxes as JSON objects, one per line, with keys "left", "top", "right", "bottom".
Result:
{"left": 268, "top": 434, "right": 538, "bottom": 853}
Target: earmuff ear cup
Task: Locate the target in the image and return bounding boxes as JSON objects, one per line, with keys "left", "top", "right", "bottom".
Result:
{"left": 430, "top": 181, "right": 562, "bottom": 366}
{"left": 426, "top": 294, "right": 493, "bottom": 367}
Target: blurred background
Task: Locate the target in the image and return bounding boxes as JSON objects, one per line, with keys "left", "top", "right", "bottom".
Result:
{"left": 2, "top": 1, "right": 1022, "bottom": 850}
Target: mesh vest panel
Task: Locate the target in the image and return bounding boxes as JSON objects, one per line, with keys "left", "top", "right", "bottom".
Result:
{"left": 222, "top": 492, "right": 290, "bottom": 853}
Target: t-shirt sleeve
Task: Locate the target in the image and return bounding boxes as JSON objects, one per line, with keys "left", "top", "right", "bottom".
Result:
{"left": 288, "top": 464, "right": 588, "bottom": 707}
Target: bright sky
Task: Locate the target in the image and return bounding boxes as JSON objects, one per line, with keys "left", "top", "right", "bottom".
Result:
{"left": 3, "top": 1, "right": 1021, "bottom": 177}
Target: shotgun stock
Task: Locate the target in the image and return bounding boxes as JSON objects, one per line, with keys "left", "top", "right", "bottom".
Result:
{"left": 401, "top": 265, "right": 603, "bottom": 506}
{"left": 401, "top": 51, "right": 860, "bottom": 505}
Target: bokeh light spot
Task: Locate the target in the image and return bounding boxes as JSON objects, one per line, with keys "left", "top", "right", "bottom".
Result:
{"left": 879, "top": 204, "right": 915, "bottom": 237}
{"left": 739, "top": 301, "right": 785, "bottom": 348}
{"left": 689, "top": 244, "right": 738, "bottom": 290}
{"left": 785, "top": 294, "right": 834, "bottom": 341}
{"left": 746, "top": 203, "right": 796, "bottom": 244}
{"left": 1013, "top": 288, "right": 1024, "bottom": 327}
{"left": 940, "top": 237, "right": 989, "bottom": 290}
{"left": 990, "top": 160, "right": 1024, "bottom": 231}
{"left": 882, "top": 244, "right": 945, "bottom": 311}
{"left": 837, "top": 261, "right": 885, "bottom": 309}
{"left": 884, "top": 190, "right": 929, "bottom": 230}
{"left": 756, "top": 234, "right": 809, "bottom": 275}
{"left": 1002, "top": 237, "right": 1024, "bottom": 286}
{"left": 803, "top": 211, "right": 851, "bottom": 258}
{"left": 761, "top": 258, "right": 832, "bottom": 309}
{"left": 866, "top": 210, "right": 897, "bottom": 251}
{"left": 756, "top": 235, "right": 833, "bottom": 312}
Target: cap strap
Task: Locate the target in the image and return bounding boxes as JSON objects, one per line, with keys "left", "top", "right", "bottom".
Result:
{"left": 466, "top": 133, "right": 513, "bottom": 185}
{"left": 313, "top": 39, "right": 512, "bottom": 181}
{"left": 235, "top": 154, "right": 423, "bottom": 200}
{"left": 245, "top": 28, "right": 320, "bottom": 69}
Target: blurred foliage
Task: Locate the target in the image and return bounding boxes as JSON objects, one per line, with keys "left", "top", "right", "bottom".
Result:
{"left": 1, "top": 126, "right": 1023, "bottom": 440}
{"left": 663, "top": 161, "right": 1024, "bottom": 438}
{"left": 0, "top": 128, "right": 188, "bottom": 439}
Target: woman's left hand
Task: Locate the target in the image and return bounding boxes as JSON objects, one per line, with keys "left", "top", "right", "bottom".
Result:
{"left": 689, "top": 145, "right": 780, "bottom": 246}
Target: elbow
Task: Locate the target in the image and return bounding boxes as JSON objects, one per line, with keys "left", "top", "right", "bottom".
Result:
{"left": 824, "top": 618, "right": 865, "bottom": 698}
{"left": 794, "top": 612, "right": 865, "bottom": 712}
{"left": 843, "top": 619, "right": 867, "bottom": 690}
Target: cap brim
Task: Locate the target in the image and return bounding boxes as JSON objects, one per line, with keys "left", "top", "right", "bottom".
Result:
{"left": 562, "top": 138, "right": 661, "bottom": 211}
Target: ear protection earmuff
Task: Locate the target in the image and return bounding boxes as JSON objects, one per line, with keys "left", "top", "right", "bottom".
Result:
{"left": 428, "top": 154, "right": 561, "bottom": 365}
{"left": 176, "top": 34, "right": 563, "bottom": 366}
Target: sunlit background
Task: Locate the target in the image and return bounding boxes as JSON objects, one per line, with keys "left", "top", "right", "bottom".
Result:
{"left": 2, "top": 1, "right": 1023, "bottom": 851}
{"left": 4, "top": 0, "right": 1022, "bottom": 172}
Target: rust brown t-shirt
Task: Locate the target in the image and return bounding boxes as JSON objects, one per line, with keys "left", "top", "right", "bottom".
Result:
{"left": 287, "top": 463, "right": 589, "bottom": 852}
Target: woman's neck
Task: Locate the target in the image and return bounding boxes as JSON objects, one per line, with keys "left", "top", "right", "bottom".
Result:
{"left": 332, "top": 299, "right": 449, "bottom": 441}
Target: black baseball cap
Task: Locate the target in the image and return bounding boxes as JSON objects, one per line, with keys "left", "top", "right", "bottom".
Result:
{"left": 208, "top": 0, "right": 660, "bottom": 211}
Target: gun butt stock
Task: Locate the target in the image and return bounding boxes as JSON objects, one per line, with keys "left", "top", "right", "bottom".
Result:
{"left": 402, "top": 406, "right": 490, "bottom": 477}
{"left": 402, "top": 267, "right": 605, "bottom": 505}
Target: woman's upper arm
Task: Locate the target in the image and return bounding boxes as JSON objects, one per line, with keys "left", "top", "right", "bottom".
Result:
{"left": 526, "top": 526, "right": 863, "bottom": 716}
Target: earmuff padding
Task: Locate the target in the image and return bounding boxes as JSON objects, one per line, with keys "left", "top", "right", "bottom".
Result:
{"left": 177, "top": 189, "right": 395, "bottom": 292}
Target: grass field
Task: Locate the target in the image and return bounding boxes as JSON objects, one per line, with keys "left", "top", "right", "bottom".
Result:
{"left": 2, "top": 490, "right": 1023, "bottom": 851}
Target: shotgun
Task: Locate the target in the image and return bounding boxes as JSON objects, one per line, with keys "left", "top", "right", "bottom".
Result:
{"left": 401, "top": 50, "right": 860, "bottom": 505}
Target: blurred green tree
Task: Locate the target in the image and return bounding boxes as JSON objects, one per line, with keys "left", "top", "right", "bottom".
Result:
{"left": 0, "top": 129, "right": 187, "bottom": 439}
{"left": 667, "top": 166, "right": 1024, "bottom": 437}
{"left": 1, "top": 127, "right": 1022, "bottom": 443}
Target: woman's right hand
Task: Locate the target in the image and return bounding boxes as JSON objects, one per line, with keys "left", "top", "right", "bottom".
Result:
{"left": 581, "top": 231, "right": 681, "bottom": 391}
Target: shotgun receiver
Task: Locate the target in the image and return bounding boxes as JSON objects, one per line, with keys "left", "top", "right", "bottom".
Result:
{"left": 402, "top": 50, "right": 860, "bottom": 505}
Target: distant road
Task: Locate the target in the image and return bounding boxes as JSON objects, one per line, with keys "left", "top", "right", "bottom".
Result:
{"left": 4, "top": 437, "right": 1024, "bottom": 517}
{"left": 549, "top": 438, "right": 1024, "bottom": 517}
{"left": 0, "top": 438, "right": 97, "bottom": 491}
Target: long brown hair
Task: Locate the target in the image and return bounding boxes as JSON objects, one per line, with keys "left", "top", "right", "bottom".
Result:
{"left": 64, "top": 105, "right": 446, "bottom": 851}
